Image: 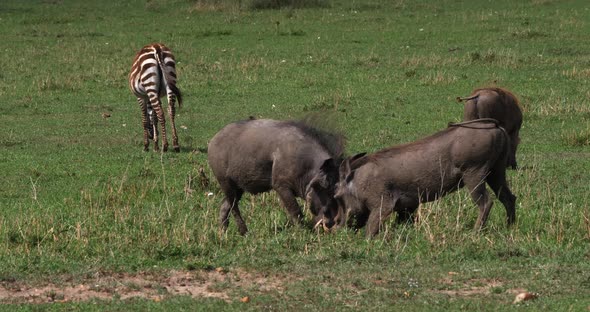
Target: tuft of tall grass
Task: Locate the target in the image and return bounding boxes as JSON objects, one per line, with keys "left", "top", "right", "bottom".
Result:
{"left": 401, "top": 54, "right": 464, "bottom": 68}
{"left": 562, "top": 128, "right": 590, "bottom": 146}
{"left": 419, "top": 71, "right": 458, "bottom": 86}
{"left": 562, "top": 66, "right": 590, "bottom": 79}
{"left": 36, "top": 77, "right": 80, "bottom": 92}
{"left": 467, "top": 49, "right": 518, "bottom": 67}
{"left": 529, "top": 92, "right": 590, "bottom": 116}
{"left": 510, "top": 28, "right": 548, "bottom": 39}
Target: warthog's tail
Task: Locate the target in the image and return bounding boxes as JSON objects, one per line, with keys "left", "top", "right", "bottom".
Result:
{"left": 456, "top": 94, "right": 479, "bottom": 103}
{"left": 447, "top": 118, "right": 500, "bottom": 128}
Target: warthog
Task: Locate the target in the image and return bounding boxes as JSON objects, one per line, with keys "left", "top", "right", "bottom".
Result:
{"left": 208, "top": 118, "right": 344, "bottom": 235}
{"left": 335, "top": 119, "right": 516, "bottom": 237}
{"left": 457, "top": 87, "right": 523, "bottom": 169}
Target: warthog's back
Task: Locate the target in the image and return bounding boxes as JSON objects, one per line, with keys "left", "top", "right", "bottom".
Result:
{"left": 370, "top": 120, "right": 507, "bottom": 168}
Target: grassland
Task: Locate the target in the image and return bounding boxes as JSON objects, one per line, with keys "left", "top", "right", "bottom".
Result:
{"left": 0, "top": 0, "right": 589, "bottom": 310}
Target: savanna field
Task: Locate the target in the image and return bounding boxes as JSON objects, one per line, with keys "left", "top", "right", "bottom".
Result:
{"left": 1, "top": 0, "right": 589, "bottom": 310}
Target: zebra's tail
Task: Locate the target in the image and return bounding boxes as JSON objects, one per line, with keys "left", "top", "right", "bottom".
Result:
{"left": 154, "top": 47, "right": 183, "bottom": 109}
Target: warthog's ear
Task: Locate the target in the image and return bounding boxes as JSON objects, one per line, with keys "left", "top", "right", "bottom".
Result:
{"left": 319, "top": 158, "right": 336, "bottom": 174}
{"left": 350, "top": 152, "right": 367, "bottom": 162}
{"left": 335, "top": 169, "right": 356, "bottom": 199}
{"left": 306, "top": 158, "right": 337, "bottom": 196}
{"left": 344, "top": 169, "right": 356, "bottom": 184}
{"left": 339, "top": 153, "right": 366, "bottom": 180}
{"left": 339, "top": 158, "right": 351, "bottom": 181}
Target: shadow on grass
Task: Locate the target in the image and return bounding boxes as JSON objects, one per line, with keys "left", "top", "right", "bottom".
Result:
{"left": 178, "top": 146, "right": 208, "bottom": 154}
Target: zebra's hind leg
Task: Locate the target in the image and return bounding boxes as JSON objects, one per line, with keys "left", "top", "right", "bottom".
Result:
{"left": 148, "top": 93, "right": 168, "bottom": 152}
{"left": 147, "top": 107, "right": 154, "bottom": 140}
{"left": 150, "top": 108, "right": 160, "bottom": 152}
{"left": 137, "top": 97, "right": 150, "bottom": 151}
{"left": 167, "top": 94, "right": 180, "bottom": 153}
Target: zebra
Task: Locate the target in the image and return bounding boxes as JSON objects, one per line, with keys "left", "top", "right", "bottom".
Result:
{"left": 129, "top": 43, "right": 183, "bottom": 152}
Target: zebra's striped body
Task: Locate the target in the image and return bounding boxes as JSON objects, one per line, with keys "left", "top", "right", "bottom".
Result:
{"left": 129, "top": 43, "right": 183, "bottom": 152}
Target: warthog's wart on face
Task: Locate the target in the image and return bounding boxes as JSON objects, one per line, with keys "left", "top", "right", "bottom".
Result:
{"left": 207, "top": 117, "right": 344, "bottom": 235}
{"left": 336, "top": 119, "right": 517, "bottom": 238}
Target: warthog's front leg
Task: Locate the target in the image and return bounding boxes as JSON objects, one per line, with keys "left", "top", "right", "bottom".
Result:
{"left": 275, "top": 187, "right": 304, "bottom": 226}
{"left": 366, "top": 194, "right": 398, "bottom": 238}
{"left": 396, "top": 205, "right": 418, "bottom": 225}
{"left": 366, "top": 207, "right": 394, "bottom": 238}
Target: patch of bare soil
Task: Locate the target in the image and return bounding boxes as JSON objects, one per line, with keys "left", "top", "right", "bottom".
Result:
{"left": 432, "top": 275, "right": 525, "bottom": 297}
{"left": 0, "top": 268, "right": 287, "bottom": 304}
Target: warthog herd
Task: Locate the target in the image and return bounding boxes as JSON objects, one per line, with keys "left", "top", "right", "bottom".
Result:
{"left": 207, "top": 87, "right": 523, "bottom": 237}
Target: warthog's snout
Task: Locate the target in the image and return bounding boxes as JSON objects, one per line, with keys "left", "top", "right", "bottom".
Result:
{"left": 323, "top": 218, "right": 335, "bottom": 230}
{"left": 314, "top": 217, "right": 336, "bottom": 232}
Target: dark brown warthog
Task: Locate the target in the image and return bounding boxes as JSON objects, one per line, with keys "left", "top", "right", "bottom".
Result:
{"left": 208, "top": 118, "right": 344, "bottom": 235}
{"left": 335, "top": 119, "right": 516, "bottom": 237}
{"left": 457, "top": 87, "right": 523, "bottom": 169}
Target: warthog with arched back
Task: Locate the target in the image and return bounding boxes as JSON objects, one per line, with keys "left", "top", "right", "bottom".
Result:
{"left": 336, "top": 119, "right": 516, "bottom": 238}
{"left": 458, "top": 87, "right": 523, "bottom": 169}
{"left": 208, "top": 118, "right": 344, "bottom": 235}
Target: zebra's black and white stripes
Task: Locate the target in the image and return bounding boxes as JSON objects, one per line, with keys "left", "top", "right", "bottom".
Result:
{"left": 129, "top": 43, "right": 183, "bottom": 152}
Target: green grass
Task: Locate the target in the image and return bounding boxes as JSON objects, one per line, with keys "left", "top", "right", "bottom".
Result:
{"left": 1, "top": 0, "right": 589, "bottom": 309}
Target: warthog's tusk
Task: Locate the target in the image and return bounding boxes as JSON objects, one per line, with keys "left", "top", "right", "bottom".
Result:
{"left": 314, "top": 219, "right": 323, "bottom": 229}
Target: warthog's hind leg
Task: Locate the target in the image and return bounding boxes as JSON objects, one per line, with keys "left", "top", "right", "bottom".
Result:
{"left": 464, "top": 175, "right": 493, "bottom": 231}
{"left": 219, "top": 188, "right": 246, "bottom": 235}
{"left": 486, "top": 168, "right": 517, "bottom": 226}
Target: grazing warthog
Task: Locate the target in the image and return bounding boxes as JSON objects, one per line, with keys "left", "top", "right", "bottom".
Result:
{"left": 335, "top": 119, "right": 516, "bottom": 237}
{"left": 457, "top": 87, "right": 523, "bottom": 169}
{"left": 208, "top": 118, "right": 344, "bottom": 235}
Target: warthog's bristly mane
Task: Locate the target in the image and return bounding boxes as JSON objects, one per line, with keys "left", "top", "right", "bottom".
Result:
{"left": 281, "top": 118, "right": 346, "bottom": 159}
{"left": 235, "top": 116, "right": 345, "bottom": 159}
